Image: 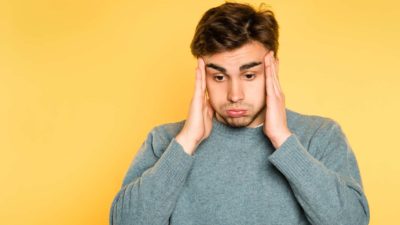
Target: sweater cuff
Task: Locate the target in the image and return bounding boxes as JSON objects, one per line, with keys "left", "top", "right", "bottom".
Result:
{"left": 268, "top": 133, "right": 320, "bottom": 184}
{"left": 152, "top": 137, "right": 195, "bottom": 184}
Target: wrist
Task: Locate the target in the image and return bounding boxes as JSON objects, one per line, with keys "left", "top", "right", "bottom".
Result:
{"left": 271, "top": 131, "right": 292, "bottom": 149}
{"left": 176, "top": 133, "right": 198, "bottom": 155}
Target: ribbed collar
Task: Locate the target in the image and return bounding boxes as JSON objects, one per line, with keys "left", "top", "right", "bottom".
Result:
{"left": 211, "top": 116, "right": 265, "bottom": 137}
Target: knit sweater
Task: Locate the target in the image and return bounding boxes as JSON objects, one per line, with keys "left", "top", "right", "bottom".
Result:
{"left": 109, "top": 108, "right": 370, "bottom": 225}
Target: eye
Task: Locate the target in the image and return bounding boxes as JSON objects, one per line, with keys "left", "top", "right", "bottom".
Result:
{"left": 244, "top": 74, "right": 256, "bottom": 80}
{"left": 213, "top": 75, "right": 225, "bottom": 82}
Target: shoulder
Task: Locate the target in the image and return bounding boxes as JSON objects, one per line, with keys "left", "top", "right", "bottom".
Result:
{"left": 145, "top": 119, "right": 186, "bottom": 157}
{"left": 152, "top": 119, "right": 186, "bottom": 138}
{"left": 286, "top": 108, "right": 349, "bottom": 159}
{"left": 286, "top": 107, "right": 340, "bottom": 135}
{"left": 285, "top": 108, "right": 345, "bottom": 154}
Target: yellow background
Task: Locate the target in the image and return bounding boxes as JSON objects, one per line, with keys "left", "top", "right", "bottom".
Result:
{"left": 1, "top": 0, "right": 399, "bottom": 224}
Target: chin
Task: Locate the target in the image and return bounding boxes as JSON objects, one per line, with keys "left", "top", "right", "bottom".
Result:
{"left": 222, "top": 115, "right": 255, "bottom": 128}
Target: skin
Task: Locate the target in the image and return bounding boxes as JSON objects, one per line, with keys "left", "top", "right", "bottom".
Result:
{"left": 203, "top": 41, "right": 267, "bottom": 128}
{"left": 176, "top": 41, "right": 292, "bottom": 155}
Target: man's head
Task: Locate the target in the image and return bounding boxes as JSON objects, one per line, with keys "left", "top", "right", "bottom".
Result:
{"left": 190, "top": 2, "right": 279, "bottom": 128}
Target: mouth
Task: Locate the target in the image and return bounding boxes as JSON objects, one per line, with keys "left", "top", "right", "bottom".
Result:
{"left": 226, "top": 109, "right": 247, "bottom": 117}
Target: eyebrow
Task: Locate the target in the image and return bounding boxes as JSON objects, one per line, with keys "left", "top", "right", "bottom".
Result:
{"left": 205, "top": 61, "right": 262, "bottom": 73}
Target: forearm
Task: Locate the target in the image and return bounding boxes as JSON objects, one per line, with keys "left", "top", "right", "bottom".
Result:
{"left": 268, "top": 134, "right": 370, "bottom": 225}
{"left": 110, "top": 138, "right": 194, "bottom": 225}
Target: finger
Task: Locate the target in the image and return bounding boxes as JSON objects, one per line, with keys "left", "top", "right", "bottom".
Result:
{"left": 206, "top": 97, "right": 214, "bottom": 117}
{"left": 202, "top": 95, "right": 210, "bottom": 127}
{"left": 273, "top": 57, "right": 281, "bottom": 90}
{"left": 187, "top": 66, "right": 202, "bottom": 119}
{"left": 203, "top": 94, "right": 214, "bottom": 117}
{"left": 269, "top": 52, "right": 282, "bottom": 95}
{"left": 194, "top": 66, "right": 203, "bottom": 100}
{"left": 203, "top": 92, "right": 207, "bottom": 112}
{"left": 270, "top": 54, "right": 279, "bottom": 92}
{"left": 274, "top": 60, "right": 284, "bottom": 95}
{"left": 275, "top": 58, "right": 280, "bottom": 81}
{"left": 264, "top": 52, "right": 275, "bottom": 98}
{"left": 199, "top": 57, "right": 206, "bottom": 93}
{"left": 268, "top": 51, "right": 278, "bottom": 95}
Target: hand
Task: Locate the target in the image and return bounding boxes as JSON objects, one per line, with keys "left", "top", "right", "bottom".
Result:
{"left": 263, "top": 51, "right": 292, "bottom": 149}
{"left": 176, "top": 58, "right": 215, "bottom": 155}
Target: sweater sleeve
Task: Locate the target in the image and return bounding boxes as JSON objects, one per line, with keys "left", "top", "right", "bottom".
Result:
{"left": 268, "top": 120, "right": 370, "bottom": 225}
{"left": 109, "top": 128, "right": 195, "bottom": 225}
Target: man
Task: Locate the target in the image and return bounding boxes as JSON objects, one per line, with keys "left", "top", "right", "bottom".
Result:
{"left": 109, "top": 2, "right": 370, "bottom": 225}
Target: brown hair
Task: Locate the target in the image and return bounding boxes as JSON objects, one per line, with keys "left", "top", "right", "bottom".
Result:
{"left": 190, "top": 1, "right": 279, "bottom": 58}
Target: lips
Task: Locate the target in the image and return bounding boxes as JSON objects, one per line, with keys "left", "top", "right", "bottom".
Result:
{"left": 227, "top": 109, "right": 246, "bottom": 111}
{"left": 226, "top": 109, "right": 247, "bottom": 117}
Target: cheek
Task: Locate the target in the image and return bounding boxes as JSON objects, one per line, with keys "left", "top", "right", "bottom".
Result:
{"left": 246, "top": 81, "right": 266, "bottom": 103}
{"left": 206, "top": 84, "right": 226, "bottom": 109}
{"left": 206, "top": 80, "right": 225, "bottom": 98}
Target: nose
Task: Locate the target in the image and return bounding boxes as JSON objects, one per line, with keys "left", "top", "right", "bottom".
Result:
{"left": 227, "top": 79, "right": 244, "bottom": 103}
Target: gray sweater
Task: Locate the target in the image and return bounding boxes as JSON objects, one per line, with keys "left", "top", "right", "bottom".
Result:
{"left": 109, "top": 108, "right": 370, "bottom": 225}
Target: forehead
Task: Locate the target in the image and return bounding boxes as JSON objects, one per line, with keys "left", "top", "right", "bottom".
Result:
{"left": 203, "top": 41, "right": 268, "bottom": 69}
